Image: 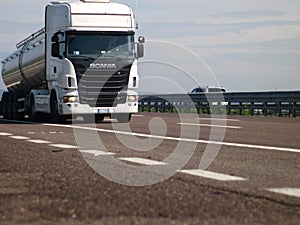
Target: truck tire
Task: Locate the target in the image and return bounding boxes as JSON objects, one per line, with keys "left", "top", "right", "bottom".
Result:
{"left": 83, "top": 114, "right": 105, "bottom": 123}
{"left": 12, "top": 94, "right": 25, "bottom": 120}
{"left": 6, "top": 92, "right": 13, "bottom": 120}
{"left": 50, "top": 92, "right": 66, "bottom": 123}
{"left": 114, "top": 113, "right": 131, "bottom": 123}
{"left": 29, "top": 96, "right": 38, "bottom": 122}
{"left": 95, "top": 115, "right": 104, "bottom": 123}
{"left": 1, "top": 92, "right": 8, "bottom": 119}
{"left": 12, "top": 94, "right": 18, "bottom": 120}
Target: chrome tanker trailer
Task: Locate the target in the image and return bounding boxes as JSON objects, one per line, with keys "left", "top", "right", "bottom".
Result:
{"left": 1, "top": 0, "right": 144, "bottom": 123}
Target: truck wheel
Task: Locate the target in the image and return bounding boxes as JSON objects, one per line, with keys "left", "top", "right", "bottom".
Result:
{"left": 12, "top": 94, "right": 24, "bottom": 120}
{"left": 50, "top": 92, "right": 65, "bottom": 123}
{"left": 29, "top": 96, "right": 38, "bottom": 122}
{"left": 6, "top": 92, "right": 13, "bottom": 120}
{"left": 1, "top": 92, "right": 8, "bottom": 119}
{"left": 95, "top": 115, "right": 104, "bottom": 123}
{"left": 12, "top": 94, "right": 18, "bottom": 120}
{"left": 83, "top": 114, "right": 104, "bottom": 123}
{"left": 114, "top": 113, "right": 131, "bottom": 123}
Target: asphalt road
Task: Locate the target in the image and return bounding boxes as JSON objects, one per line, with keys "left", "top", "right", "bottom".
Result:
{"left": 0, "top": 113, "right": 299, "bottom": 225}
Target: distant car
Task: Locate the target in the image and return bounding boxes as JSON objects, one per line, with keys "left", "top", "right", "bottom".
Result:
{"left": 190, "top": 86, "right": 226, "bottom": 93}
{"left": 190, "top": 86, "right": 227, "bottom": 105}
{"left": 206, "top": 86, "right": 226, "bottom": 93}
{"left": 191, "top": 87, "right": 205, "bottom": 94}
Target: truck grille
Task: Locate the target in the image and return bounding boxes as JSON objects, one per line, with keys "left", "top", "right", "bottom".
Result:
{"left": 75, "top": 62, "right": 132, "bottom": 108}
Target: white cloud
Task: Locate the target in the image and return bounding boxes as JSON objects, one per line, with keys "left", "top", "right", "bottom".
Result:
{"left": 0, "top": 1, "right": 48, "bottom": 23}
{"left": 132, "top": 0, "right": 300, "bottom": 24}
{"left": 169, "top": 24, "right": 300, "bottom": 48}
{"left": 211, "top": 58, "right": 300, "bottom": 91}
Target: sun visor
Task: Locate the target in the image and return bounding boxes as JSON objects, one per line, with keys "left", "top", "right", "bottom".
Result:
{"left": 71, "top": 14, "right": 132, "bottom": 28}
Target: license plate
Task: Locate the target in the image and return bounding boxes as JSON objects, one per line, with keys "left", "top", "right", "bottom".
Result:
{"left": 97, "top": 109, "right": 109, "bottom": 114}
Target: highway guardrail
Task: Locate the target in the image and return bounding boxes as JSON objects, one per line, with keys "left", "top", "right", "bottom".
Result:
{"left": 139, "top": 91, "right": 300, "bottom": 117}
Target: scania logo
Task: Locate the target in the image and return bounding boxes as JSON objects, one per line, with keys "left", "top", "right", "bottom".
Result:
{"left": 89, "top": 63, "right": 117, "bottom": 69}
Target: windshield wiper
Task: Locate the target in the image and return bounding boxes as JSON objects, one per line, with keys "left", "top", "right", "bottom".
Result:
{"left": 99, "top": 53, "right": 133, "bottom": 60}
{"left": 69, "top": 55, "right": 96, "bottom": 61}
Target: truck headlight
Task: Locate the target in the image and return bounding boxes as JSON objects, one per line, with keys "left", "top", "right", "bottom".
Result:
{"left": 127, "top": 95, "right": 138, "bottom": 102}
{"left": 63, "top": 96, "right": 79, "bottom": 103}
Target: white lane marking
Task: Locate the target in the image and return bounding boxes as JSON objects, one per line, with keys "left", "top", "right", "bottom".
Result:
{"left": 119, "top": 157, "right": 167, "bottom": 166}
{"left": 9, "top": 136, "right": 30, "bottom": 140}
{"left": 0, "top": 132, "right": 13, "bottom": 136}
{"left": 80, "top": 150, "right": 115, "bottom": 156}
{"left": 49, "top": 132, "right": 57, "bottom": 134}
{"left": 26, "top": 140, "right": 52, "bottom": 144}
{"left": 49, "top": 144, "right": 78, "bottom": 149}
{"left": 132, "top": 114, "right": 145, "bottom": 117}
{"left": 179, "top": 169, "right": 247, "bottom": 181}
{"left": 2, "top": 119, "right": 299, "bottom": 154}
{"left": 43, "top": 123, "right": 300, "bottom": 154}
{"left": 178, "top": 123, "right": 241, "bottom": 129}
{"left": 265, "top": 188, "right": 300, "bottom": 198}
{"left": 27, "top": 132, "right": 35, "bottom": 135}
{"left": 198, "top": 118, "right": 240, "bottom": 122}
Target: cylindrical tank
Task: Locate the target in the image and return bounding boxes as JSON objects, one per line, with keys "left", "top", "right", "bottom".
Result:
{"left": 1, "top": 30, "right": 46, "bottom": 94}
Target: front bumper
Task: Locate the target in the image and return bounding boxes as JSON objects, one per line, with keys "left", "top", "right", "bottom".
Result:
{"left": 58, "top": 101, "right": 138, "bottom": 116}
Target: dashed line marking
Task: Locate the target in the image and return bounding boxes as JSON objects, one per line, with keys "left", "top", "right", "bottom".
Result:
{"left": 26, "top": 140, "right": 52, "bottom": 144}
{"left": 119, "top": 157, "right": 168, "bottom": 166}
{"left": 198, "top": 118, "right": 240, "bottom": 122}
{"left": 178, "top": 123, "right": 241, "bottom": 129}
{"left": 43, "top": 123, "right": 300, "bottom": 154}
{"left": 80, "top": 150, "right": 115, "bottom": 156}
{"left": 9, "top": 136, "right": 30, "bottom": 140}
{"left": 132, "top": 114, "right": 145, "bottom": 117}
{"left": 265, "top": 188, "right": 300, "bottom": 198}
{"left": 0, "top": 132, "right": 13, "bottom": 136}
{"left": 26, "top": 131, "right": 64, "bottom": 135}
{"left": 1, "top": 119, "right": 299, "bottom": 154}
{"left": 179, "top": 169, "right": 247, "bottom": 181}
{"left": 49, "top": 144, "right": 78, "bottom": 149}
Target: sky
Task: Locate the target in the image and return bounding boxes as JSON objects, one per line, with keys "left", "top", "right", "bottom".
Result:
{"left": 0, "top": 0, "right": 300, "bottom": 93}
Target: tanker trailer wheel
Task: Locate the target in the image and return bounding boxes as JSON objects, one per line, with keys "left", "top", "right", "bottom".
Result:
{"left": 29, "top": 95, "right": 39, "bottom": 122}
{"left": 50, "top": 92, "right": 65, "bottom": 124}
{"left": 11, "top": 94, "right": 18, "bottom": 120}
{"left": 12, "top": 94, "right": 25, "bottom": 120}
{"left": 6, "top": 92, "right": 14, "bottom": 120}
{"left": 1, "top": 92, "right": 9, "bottom": 119}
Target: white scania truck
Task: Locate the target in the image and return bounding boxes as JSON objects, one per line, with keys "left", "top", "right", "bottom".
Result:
{"left": 0, "top": 0, "right": 144, "bottom": 123}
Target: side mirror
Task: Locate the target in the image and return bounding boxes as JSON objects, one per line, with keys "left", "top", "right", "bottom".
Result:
{"left": 52, "top": 42, "right": 62, "bottom": 59}
{"left": 138, "top": 36, "right": 145, "bottom": 44}
{"left": 137, "top": 43, "right": 144, "bottom": 58}
{"left": 51, "top": 32, "right": 65, "bottom": 59}
{"left": 136, "top": 36, "right": 145, "bottom": 58}
{"left": 52, "top": 31, "right": 64, "bottom": 42}
{"left": 51, "top": 35, "right": 59, "bottom": 43}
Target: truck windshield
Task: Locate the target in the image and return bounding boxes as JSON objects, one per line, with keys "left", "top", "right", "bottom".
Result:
{"left": 66, "top": 31, "right": 135, "bottom": 60}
